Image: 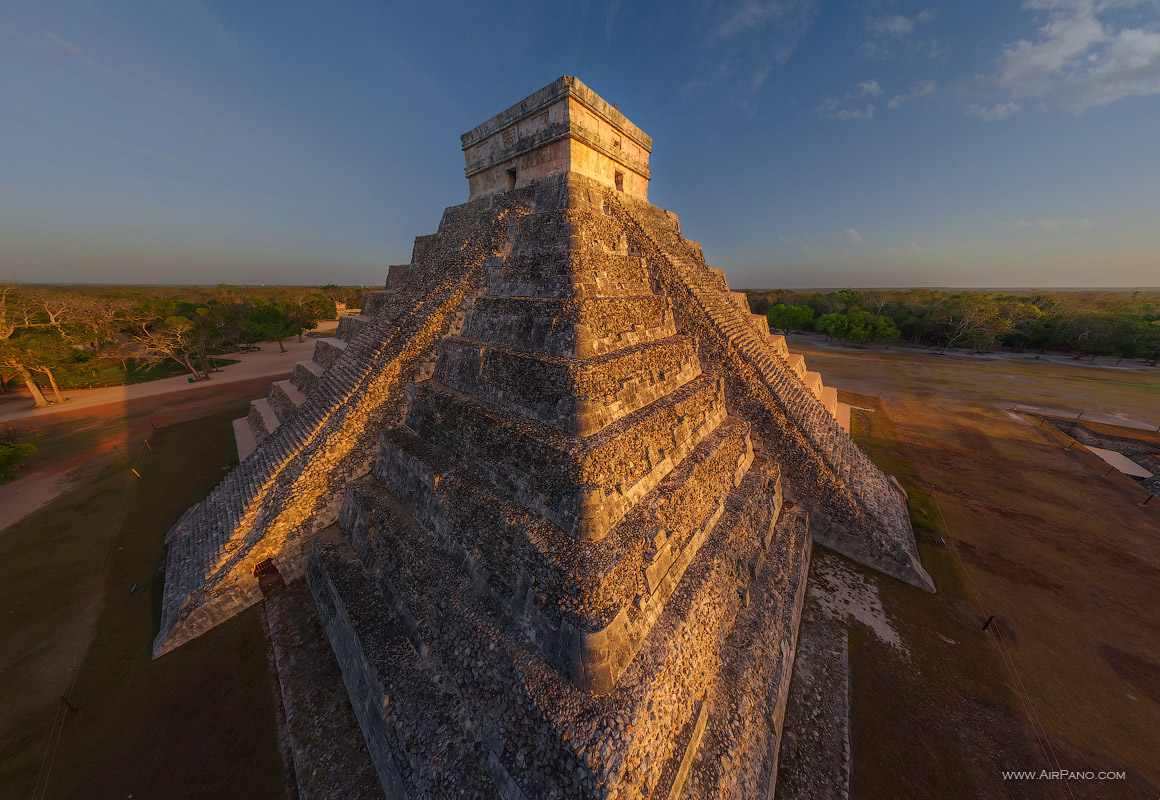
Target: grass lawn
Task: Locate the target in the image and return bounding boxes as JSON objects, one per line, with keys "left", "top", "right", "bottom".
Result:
{"left": 0, "top": 396, "right": 287, "bottom": 800}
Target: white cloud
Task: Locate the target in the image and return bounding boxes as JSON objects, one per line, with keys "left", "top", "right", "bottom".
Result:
{"left": 990, "top": 0, "right": 1160, "bottom": 111}
{"left": 861, "top": 9, "right": 941, "bottom": 59}
{"left": 870, "top": 14, "right": 916, "bottom": 37}
{"left": 818, "top": 96, "right": 876, "bottom": 119}
{"left": 37, "top": 30, "right": 112, "bottom": 73}
{"left": 887, "top": 79, "right": 937, "bottom": 108}
{"left": 692, "top": 0, "right": 823, "bottom": 103}
{"left": 965, "top": 101, "right": 1023, "bottom": 120}
{"left": 835, "top": 104, "right": 875, "bottom": 119}
{"left": 1002, "top": 217, "right": 1094, "bottom": 230}
{"left": 842, "top": 227, "right": 864, "bottom": 244}
{"left": 819, "top": 78, "right": 882, "bottom": 119}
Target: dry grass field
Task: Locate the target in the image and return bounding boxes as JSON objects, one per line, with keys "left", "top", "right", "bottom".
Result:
{"left": 0, "top": 379, "right": 290, "bottom": 800}
{"left": 793, "top": 336, "right": 1160, "bottom": 799}
{"left": 2, "top": 339, "right": 1157, "bottom": 800}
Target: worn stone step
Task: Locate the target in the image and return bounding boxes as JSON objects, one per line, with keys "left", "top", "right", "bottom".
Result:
{"left": 360, "top": 290, "right": 395, "bottom": 317}
{"left": 820, "top": 385, "right": 838, "bottom": 419}
{"left": 434, "top": 333, "right": 702, "bottom": 436}
{"left": 291, "top": 359, "right": 324, "bottom": 394}
{"left": 313, "top": 337, "right": 348, "bottom": 369}
{"left": 801, "top": 371, "right": 824, "bottom": 399}
{"left": 337, "top": 314, "right": 373, "bottom": 343}
{"left": 248, "top": 397, "right": 281, "bottom": 443}
{"left": 370, "top": 414, "right": 762, "bottom": 692}
{"left": 785, "top": 353, "right": 806, "bottom": 378}
{"left": 749, "top": 313, "right": 770, "bottom": 338}
{"left": 404, "top": 374, "right": 727, "bottom": 542}
{"left": 268, "top": 379, "right": 307, "bottom": 423}
{"left": 306, "top": 528, "right": 501, "bottom": 799}
{"left": 232, "top": 417, "right": 257, "bottom": 463}
{"left": 462, "top": 294, "right": 676, "bottom": 358}
{"left": 728, "top": 291, "right": 750, "bottom": 315}
{"left": 483, "top": 251, "right": 652, "bottom": 298}
{"left": 339, "top": 451, "right": 787, "bottom": 798}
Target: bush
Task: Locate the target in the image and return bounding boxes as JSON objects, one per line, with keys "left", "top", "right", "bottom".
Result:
{"left": 0, "top": 441, "right": 36, "bottom": 482}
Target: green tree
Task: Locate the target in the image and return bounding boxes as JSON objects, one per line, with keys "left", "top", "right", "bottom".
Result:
{"left": 247, "top": 305, "right": 300, "bottom": 353}
{"left": 843, "top": 310, "right": 900, "bottom": 345}
{"left": 766, "top": 304, "right": 815, "bottom": 335}
{"left": 135, "top": 316, "right": 207, "bottom": 380}
{"left": 815, "top": 313, "right": 849, "bottom": 342}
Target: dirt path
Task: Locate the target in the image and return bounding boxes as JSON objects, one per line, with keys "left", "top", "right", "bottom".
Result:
{"left": 0, "top": 328, "right": 322, "bottom": 532}
{"left": 0, "top": 321, "right": 336, "bottom": 423}
{"left": 0, "top": 376, "right": 289, "bottom": 538}
{"left": 0, "top": 470, "right": 79, "bottom": 532}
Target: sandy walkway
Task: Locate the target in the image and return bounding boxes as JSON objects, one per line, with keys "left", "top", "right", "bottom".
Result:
{"left": 0, "top": 470, "right": 79, "bottom": 532}
{"left": 0, "top": 321, "right": 336, "bottom": 423}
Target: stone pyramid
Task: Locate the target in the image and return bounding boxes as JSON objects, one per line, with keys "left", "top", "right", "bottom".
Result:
{"left": 155, "top": 76, "right": 931, "bottom": 798}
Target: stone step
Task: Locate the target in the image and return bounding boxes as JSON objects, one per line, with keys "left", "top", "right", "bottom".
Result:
{"left": 785, "top": 353, "right": 806, "bottom": 378}
{"left": 684, "top": 506, "right": 812, "bottom": 800}
{"left": 268, "top": 379, "right": 307, "bottom": 423}
{"left": 802, "top": 371, "right": 824, "bottom": 399}
{"left": 306, "top": 528, "right": 501, "bottom": 798}
{"left": 483, "top": 251, "right": 652, "bottom": 298}
{"left": 337, "top": 314, "right": 373, "bottom": 343}
{"left": 370, "top": 415, "right": 761, "bottom": 693}
{"left": 385, "top": 263, "right": 412, "bottom": 289}
{"left": 232, "top": 417, "right": 257, "bottom": 462}
{"left": 820, "top": 386, "right": 838, "bottom": 419}
{"left": 248, "top": 397, "right": 281, "bottom": 443}
{"left": 767, "top": 334, "right": 789, "bottom": 357}
{"left": 728, "top": 291, "right": 750, "bottom": 315}
{"left": 360, "top": 289, "right": 395, "bottom": 317}
{"left": 404, "top": 374, "right": 727, "bottom": 542}
{"left": 291, "top": 359, "right": 324, "bottom": 394}
{"left": 313, "top": 337, "right": 347, "bottom": 369}
{"left": 339, "top": 451, "right": 787, "bottom": 798}
{"left": 749, "top": 313, "right": 770, "bottom": 338}
{"left": 462, "top": 294, "right": 676, "bottom": 358}
{"left": 433, "top": 334, "right": 702, "bottom": 436}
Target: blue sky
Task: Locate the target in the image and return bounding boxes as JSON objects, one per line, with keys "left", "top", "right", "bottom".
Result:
{"left": 2, "top": 0, "right": 1158, "bottom": 288}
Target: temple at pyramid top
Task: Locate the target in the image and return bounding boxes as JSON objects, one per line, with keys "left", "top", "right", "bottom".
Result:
{"left": 461, "top": 75, "right": 653, "bottom": 200}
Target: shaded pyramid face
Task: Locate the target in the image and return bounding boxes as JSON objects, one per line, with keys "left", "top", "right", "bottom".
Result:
{"left": 366, "top": 182, "right": 762, "bottom": 693}
{"left": 318, "top": 175, "right": 809, "bottom": 798}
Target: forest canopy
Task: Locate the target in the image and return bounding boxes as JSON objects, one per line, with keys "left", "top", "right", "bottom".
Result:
{"left": 0, "top": 284, "right": 367, "bottom": 406}
{"left": 747, "top": 288, "right": 1160, "bottom": 364}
